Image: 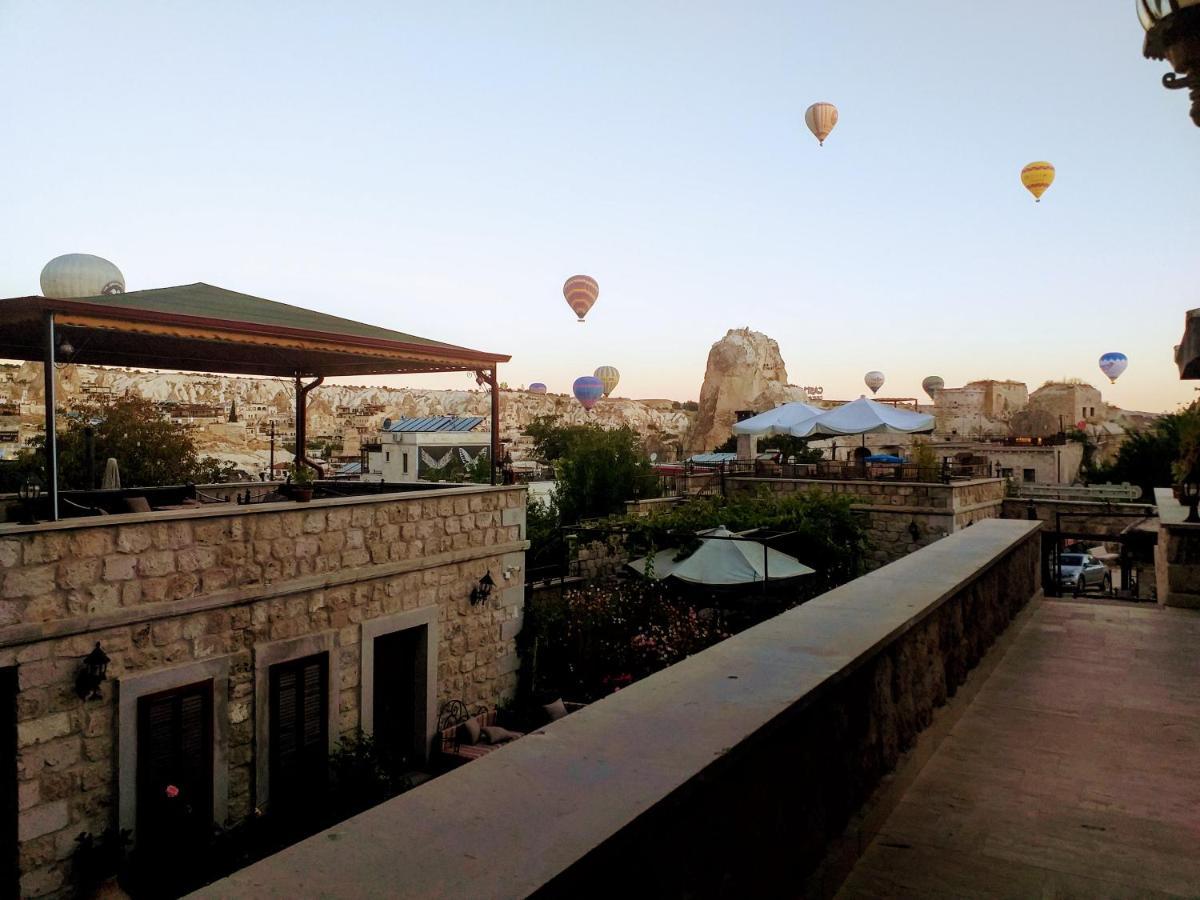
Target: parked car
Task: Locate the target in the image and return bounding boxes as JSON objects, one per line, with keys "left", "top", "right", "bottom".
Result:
{"left": 1057, "top": 553, "right": 1110, "bottom": 593}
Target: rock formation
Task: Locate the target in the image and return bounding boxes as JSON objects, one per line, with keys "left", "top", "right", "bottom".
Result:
{"left": 686, "top": 328, "right": 807, "bottom": 453}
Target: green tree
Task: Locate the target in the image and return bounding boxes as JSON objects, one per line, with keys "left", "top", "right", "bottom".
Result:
{"left": 554, "top": 425, "right": 658, "bottom": 522}
{"left": 1089, "top": 408, "right": 1189, "bottom": 500}
{"left": 18, "top": 396, "right": 238, "bottom": 489}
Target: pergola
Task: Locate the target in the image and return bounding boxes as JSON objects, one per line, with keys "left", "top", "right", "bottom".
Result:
{"left": 0, "top": 282, "right": 510, "bottom": 519}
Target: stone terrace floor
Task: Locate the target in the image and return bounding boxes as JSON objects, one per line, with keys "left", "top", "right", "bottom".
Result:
{"left": 837, "top": 598, "right": 1200, "bottom": 899}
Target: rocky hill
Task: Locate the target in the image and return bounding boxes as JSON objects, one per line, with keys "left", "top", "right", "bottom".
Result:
{"left": 0, "top": 363, "right": 694, "bottom": 470}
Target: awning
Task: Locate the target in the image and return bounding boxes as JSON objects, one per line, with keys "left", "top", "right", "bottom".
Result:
{"left": 731, "top": 402, "right": 825, "bottom": 437}
{"left": 0, "top": 283, "right": 509, "bottom": 377}
{"left": 789, "top": 396, "right": 934, "bottom": 438}
{"left": 628, "top": 526, "right": 816, "bottom": 586}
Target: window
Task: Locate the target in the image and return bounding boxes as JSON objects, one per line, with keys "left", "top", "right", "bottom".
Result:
{"left": 268, "top": 654, "right": 329, "bottom": 812}
{"left": 402, "top": 453, "right": 408, "bottom": 475}
{"left": 385, "top": 451, "right": 390, "bottom": 463}
{"left": 137, "top": 681, "right": 213, "bottom": 847}
{"left": 1023, "top": 468, "right": 1036, "bottom": 483}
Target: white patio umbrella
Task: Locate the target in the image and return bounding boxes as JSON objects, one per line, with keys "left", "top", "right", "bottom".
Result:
{"left": 100, "top": 458, "right": 121, "bottom": 490}
{"left": 628, "top": 526, "right": 815, "bottom": 586}
{"left": 731, "top": 402, "right": 825, "bottom": 437}
{"left": 788, "top": 396, "right": 934, "bottom": 439}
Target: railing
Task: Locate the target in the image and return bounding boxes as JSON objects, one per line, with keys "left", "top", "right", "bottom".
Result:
{"left": 718, "top": 458, "right": 991, "bottom": 484}
{"left": 1011, "top": 482, "right": 1141, "bottom": 502}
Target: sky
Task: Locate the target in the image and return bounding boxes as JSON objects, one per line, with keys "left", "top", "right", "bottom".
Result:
{"left": 1, "top": 1, "right": 1197, "bottom": 412}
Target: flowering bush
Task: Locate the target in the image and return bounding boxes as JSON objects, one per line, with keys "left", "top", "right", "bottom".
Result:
{"left": 551, "top": 579, "right": 727, "bottom": 699}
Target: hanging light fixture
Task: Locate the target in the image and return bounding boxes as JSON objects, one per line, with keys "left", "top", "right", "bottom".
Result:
{"left": 74, "top": 643, "right": 111, "bottom": 700}
{"left": 1140, "top": 0, "right": 1200, "bottom": 125}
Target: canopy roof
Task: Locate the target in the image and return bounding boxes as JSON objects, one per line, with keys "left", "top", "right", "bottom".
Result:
{"left": 789, "top": 396, "right": 934, "bottom": 438}
{"left": 384, "top": 415, "right": 485, "bottom": 433}
{"left": 627, "top": 526, "right": 816, "bottom": 586}
{"left": 0, "top": 282, "right": 509, "bottom": 377}
{"left": 731, "top": 401, "right": 825, "bottom": 437}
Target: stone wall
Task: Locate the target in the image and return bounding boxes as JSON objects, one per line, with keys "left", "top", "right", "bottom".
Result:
{"left": 1154, "top": 488, "right": 1200, "bottom": 609}
{"left": 1002, "top": 497, "right": 1156, "bottom": 535}
{"left": 199, "top": 519, "right": 1042, "bottom": 899}
{"left": 0, "top": 485, "right": 527, "bottom": 897}
{"left": 727, "top": 477, "right": 1005, "bottom": 567}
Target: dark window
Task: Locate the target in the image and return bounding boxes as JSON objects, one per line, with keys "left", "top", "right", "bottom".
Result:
{"left": 1023, "top": 468, "right": 1036, "bottom": 483}
{"left": 373, "top": 629, "right": 422, "bottom": 769}
{"left": 402, "top": 453, "right": 408, "bottom": 475}
{"left": 0, "top": 668, "right": 15, "bottom": 899}
{"left": 137, "top": 680, "right": 213, "bottom": 847}
{"left": 269, "top": 654, "right": 328, "bottom": 812}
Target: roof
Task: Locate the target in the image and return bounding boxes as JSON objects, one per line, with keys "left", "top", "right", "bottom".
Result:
{"left": 0, "top": 282, "right": 509, "bottom": 378}
{"left": 384, "top": 415, "right": 485, "bottom": 433}
{"left": 688, "top": 452, "right": 737, "bottom": 464}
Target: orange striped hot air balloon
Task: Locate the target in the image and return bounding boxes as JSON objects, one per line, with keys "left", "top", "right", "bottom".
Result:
{"left": 1020, "top": 162, "right": 1055, "bottom": 203}
{"left": 804, "top": 102, "right": 838, "bottom": 146}
{"left": 563, "top": 275, "right": 599, "bottom": 323}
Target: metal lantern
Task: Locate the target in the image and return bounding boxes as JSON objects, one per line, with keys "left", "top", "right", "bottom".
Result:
{"left": 17, "top": 477, "right": 41, "bottom": 526}
{"left": 470, "top": 571, "right": 495, "bottom": 606}
{"left": 1140, "top": 0, "right": 1200, "bottom": 125}
{"left": 75, "top": 643, "right": 111, "bottom": 701}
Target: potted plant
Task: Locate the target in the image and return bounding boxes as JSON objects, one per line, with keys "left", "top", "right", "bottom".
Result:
{"left": 290, "top": 461, "right": 315, "bottom": 502}
{"left": 1172, "top": 405, "right": 1200, "bottom": 523}
{"left": 74, "top": 828, "right": 131, "bottom": 898}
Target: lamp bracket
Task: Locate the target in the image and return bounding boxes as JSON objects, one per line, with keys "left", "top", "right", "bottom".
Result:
{"left": 1164, "top": 71, "right": 1195, "bottom": 89}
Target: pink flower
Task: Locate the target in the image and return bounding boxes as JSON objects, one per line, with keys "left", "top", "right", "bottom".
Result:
{"left": 165, "top": 784, "right": 180, "bottom": 799}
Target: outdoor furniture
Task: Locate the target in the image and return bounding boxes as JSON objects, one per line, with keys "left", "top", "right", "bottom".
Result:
{"left": 436, "top": 700, "right": 524, "bottom": 769}
{"left": 8, "top": 483, "right": 230, "bottom": 522}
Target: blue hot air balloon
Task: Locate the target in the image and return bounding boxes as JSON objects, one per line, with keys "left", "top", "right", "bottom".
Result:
{"left": 1098, "top": 352, "right": 1128, "bottom": 384}
{"left": 528, "top": 383, "right": 548, "bottom": 395}
{"left": 573, "top": 376, "right": 604, "bottom": 411}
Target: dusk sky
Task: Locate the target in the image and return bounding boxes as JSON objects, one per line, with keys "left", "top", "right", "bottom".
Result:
{"left": 1, "top": 1, "right": 1197, "bottom": 412}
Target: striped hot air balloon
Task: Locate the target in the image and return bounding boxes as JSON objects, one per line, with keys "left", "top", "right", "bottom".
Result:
{"left": 573, "top": 376, "right": 604, "bottom": 411}
{"left": 864, "top": 371, "right": 885, "bottom": 395}
{"left": 563, "top": 275, "right": 599, "bottom": 323}
{"left": 1021, "top": 162, "right": 1055, "bottom": 202}
{"left": 593, "top": 366, "right": 620, "bottom": 398}
{"left": 528, "top": 383, "right": 548, "bottom": 395}
{"left": 804, "top": 102, "right": 838, "bottom": 146}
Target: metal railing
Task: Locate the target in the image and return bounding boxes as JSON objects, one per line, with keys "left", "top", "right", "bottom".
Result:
{"left": 715, "top": 458, "right": 992, "bottom": 484}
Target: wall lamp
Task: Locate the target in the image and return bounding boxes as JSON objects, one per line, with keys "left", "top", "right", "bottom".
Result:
{"left": 470, "top": 571, "right": 495, "bottom": 606}
{"left": 75, "top": 643, "right": 110, "bottom": 701}
{"left": 907, "top": 520, "right": 921, "bottom": 542}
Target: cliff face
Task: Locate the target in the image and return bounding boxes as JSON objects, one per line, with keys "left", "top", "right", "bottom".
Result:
{"left": 686, "top": 328, "right": 806, "bottom": 453}
{"left": 0, "top": 364, "right": 694, "bottom": 468}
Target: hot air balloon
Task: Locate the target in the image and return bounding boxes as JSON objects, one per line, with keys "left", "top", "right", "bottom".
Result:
{"left": 563, "top": 275, "right": 599, "bottom": 323}
{"left": 573, "top": 376, "right": 604, "bottom": 411}
{"left": 40, "top": 254, "right": 125, "bottom": 298}
{"left": 1098, "top": 352, "right": 1128, "bottom": 384}
{"left": 921, "top": 376, "right": 945, "bottom": 400}
{"left": 864, "top": 371, "right": 885, "bottom": 395}
{"left": 804, "top": 102, "right": 838, "bottom": 146}
{"left": 594, "top": 366, "right": 620, "bottom": 398}
{"left": 528, "top": 383, "right": 548, "bottom": 395}
{"left": 1020, "top": 162, "right": 1055, "bottom": 202}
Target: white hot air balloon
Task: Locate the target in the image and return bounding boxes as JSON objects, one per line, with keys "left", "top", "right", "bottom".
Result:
{"left": 921, "top": 375, "right": 945, "bottom": 400}
{"left": 864, "top": 371, "right": 885, "bottom": 395}
{"left": 804, "top": 102, "right": 839, "bottom": 146}
{"left": 40, "top": 254, "right": 125, "bottom": 298}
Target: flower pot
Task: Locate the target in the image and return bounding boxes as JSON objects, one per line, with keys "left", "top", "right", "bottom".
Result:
{"left": 293, "top": 487, "right": 313, "bottom": 503}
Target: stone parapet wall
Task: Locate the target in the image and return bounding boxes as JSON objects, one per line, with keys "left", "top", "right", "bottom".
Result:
{"left": 200, "top": 519, "right": 1042, "bottom": 899}
{"left": 1002, "top": 497, "right": 1156, "bottom": 535}
{"left": 728, "top": 477, "right": 1005, "bottom": 567}
{"left": 1155, "top": 488, "right": 1200, "bottom": 609}
{"left": 0, "top": 485, "right": 527, "bottom": 898}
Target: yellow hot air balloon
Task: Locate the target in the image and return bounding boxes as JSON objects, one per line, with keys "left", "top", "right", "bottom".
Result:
{"left": 804, "top": 102, "right": 838, "bottom": 146}
{"left": 1021, "top": 161, "right": 1055, "bottom": 203}
{"left": 594, "top": 366, "right": 620, "bottom": 398}
{"left": 563, "top": 275, "right": 599, "bottom": 323}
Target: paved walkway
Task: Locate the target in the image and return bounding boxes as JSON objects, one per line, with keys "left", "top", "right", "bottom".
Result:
{"left": 838, "top": 599, "right": 1200, "bottom": 899}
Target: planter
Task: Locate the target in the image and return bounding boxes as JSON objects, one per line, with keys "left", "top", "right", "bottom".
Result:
{"left": 293, "top": 487, "right": 314, "bottom": 503}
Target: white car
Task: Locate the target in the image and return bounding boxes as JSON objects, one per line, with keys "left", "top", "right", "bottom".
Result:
{"left": 1057, "top": 553, "right": 1110, "bottom": 593}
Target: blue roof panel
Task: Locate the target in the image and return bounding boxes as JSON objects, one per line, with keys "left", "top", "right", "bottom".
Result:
{"left": 384, "top": 415, "right": 485, "bottom": 433}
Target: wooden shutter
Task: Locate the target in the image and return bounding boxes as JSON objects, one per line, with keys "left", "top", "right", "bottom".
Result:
{"left": 136, "top": 680, "right": 214, "bottom": 845}
{"left": 269, "top": 654, "right": 328, "bottom": 808}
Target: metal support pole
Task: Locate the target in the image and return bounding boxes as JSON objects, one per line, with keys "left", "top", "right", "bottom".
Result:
{"left": 488, "top": 368, "right": 500, "bottom": 486}
{"left": 294, "top": 375, "right": 304, "bottom": 474}
{"left": 269, "top": 421, "right": 276, "bottom": 478}
{"left": 43, "top": 313, "right": 59, "bottom": 522}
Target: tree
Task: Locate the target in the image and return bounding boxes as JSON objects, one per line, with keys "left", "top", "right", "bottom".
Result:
{"left": 522, "top": 417, "right": 659, "bottom": 522}
{"left": 1088, "top": 407, "right": 1189, "bottom": 500}
{"left": 711, "top": 433, "right": 823, "bottom": 461}
{"left": 18, "top": 396, "right": 238, "bottom": 489}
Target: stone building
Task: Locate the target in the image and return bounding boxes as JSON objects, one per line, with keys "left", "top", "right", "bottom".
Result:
{"left": 1027, "top": 382, "right": 1105, "bottom": 428}
{"left": 0, "top": 482, "right": 527, "bottom": 897}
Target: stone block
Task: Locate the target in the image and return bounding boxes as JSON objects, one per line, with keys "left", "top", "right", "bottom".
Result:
{"left": 3, "top": 565, "right": 56, "bottom": 599}
{"left": 0, "top": 539, "right": 21, "bottom": 568}
{"left": 18, "top": 800, "right": 68, "bottom": 841}
{"left": 17, "top": 713, "right": 72, "bottom": 748}
{"left": 116, "top": 526, "right": 153, "bottom": 554}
